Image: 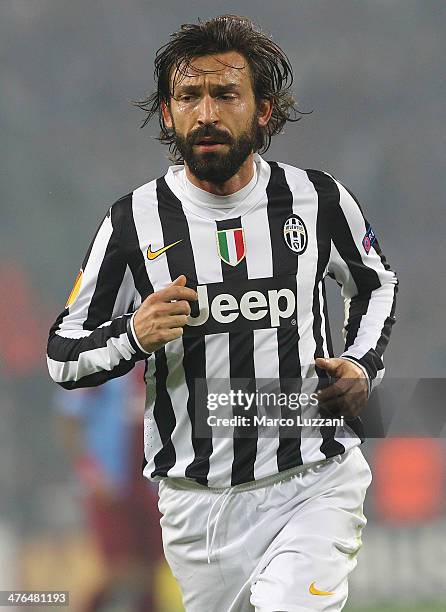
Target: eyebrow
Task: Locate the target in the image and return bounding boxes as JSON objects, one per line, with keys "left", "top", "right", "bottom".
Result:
{"left": 174, "top": 82, "right": 241, "bottom": 96}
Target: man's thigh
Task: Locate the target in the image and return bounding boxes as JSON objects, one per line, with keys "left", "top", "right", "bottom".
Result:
{"left": 158, "top": 447, "right": 372, "bottom": 612}
{"left": 250, "top": 448, "right": 372, "bottom": 612}
{"left": 158, "top": 480, "right": 256, "bottom": 612}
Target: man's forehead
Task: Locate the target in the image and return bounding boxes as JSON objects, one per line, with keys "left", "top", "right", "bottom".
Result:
{"left": 171, "top": 51, "right": 249, "bottom": 89}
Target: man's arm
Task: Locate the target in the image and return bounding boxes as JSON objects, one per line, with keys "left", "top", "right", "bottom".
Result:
{"left": 47, "top": 197, "right": 198, "bottom": 390}
{"left": 47, "top": 200, "right": 147, "bottom": 389}
{"left": 324, "top": 175, "right": 398, "bottom": 388}
{"left": 315, "top": 173, "right": 398, "bottom": 416}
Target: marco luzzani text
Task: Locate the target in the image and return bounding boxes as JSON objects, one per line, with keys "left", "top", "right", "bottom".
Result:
{"left": 206, "top": 390, "right": 344, "bottom": 428}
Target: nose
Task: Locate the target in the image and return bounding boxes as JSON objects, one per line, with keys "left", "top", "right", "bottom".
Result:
{"left": 197, "top": 94, "right": 218, "bottom": 126}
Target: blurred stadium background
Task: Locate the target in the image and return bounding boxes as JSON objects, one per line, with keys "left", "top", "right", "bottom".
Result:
{"left": 1, "top": 1, "right": 445, "bottom": 610}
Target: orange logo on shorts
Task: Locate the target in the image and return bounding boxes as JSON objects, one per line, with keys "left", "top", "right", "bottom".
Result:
{"left": 309, "top": 582, "right": 335, "bottom": 596}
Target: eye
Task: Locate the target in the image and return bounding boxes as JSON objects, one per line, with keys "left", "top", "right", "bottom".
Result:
{"left": 219, "top": 94, "right": 236, "bottom": 101}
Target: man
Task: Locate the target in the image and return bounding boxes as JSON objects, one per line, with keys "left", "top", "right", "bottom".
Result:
{"left": 47, "top": 15, "right": 398, "bottom": 612}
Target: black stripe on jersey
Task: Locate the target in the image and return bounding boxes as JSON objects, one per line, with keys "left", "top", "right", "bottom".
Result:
{"left": 306, "top": 169, "right": 346, "bottom": 458}
{"left": 155, "top": 178, "right": 213, "bottom": 485}
{"left": 151, "top": 349, "right": 177, "bottom": 475}
{"left": 266, "top": 161, "right": 303, "bottom": 471}
{"left": 216, "top": 216, "right": 258, "bottom": 486}
{"left": 48, "top": 309, "right": 68, "bottom": 341}
{"left": 321, "top": 279, "right": 334, "bottom": 358}
{"left": 344, "top": 297, "right": 370, "bottom": 351}
{"left": 84, "top": 197, "right": 129, "bottom": 330}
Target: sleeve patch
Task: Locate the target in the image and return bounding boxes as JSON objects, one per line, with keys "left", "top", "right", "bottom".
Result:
{"left": 65, "top": 269, "right": 83, "bottom": 308}
{"left": 362, "top": 226, "right": 376, "bottom": 254}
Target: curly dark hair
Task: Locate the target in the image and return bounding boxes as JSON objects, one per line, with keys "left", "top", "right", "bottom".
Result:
{"left": 133, "top": 14, "right": 302, "bottom": 162}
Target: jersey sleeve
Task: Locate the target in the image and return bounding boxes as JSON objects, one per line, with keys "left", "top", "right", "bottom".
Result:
{"left": 326, "top": 176, "right": 398, "bottom": 390}
{"left": 46, "top": 198, "right": 148, "bottom": 390}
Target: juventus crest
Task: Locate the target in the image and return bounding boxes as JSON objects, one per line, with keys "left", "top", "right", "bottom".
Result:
{"left": 283, "top": 214, "right": 308, "bottom": 254}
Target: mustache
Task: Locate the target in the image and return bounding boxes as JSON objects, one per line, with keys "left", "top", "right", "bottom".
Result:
{"left": 186, "top": 125, "right": 233, "bottom": 145}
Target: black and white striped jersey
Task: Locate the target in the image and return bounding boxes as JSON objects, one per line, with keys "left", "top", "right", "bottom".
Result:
{"left": 47, "top": 155, "right": 398, "bottom": 487}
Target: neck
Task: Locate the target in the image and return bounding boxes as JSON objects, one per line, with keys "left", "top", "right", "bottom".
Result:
{"left": 184, "top": 153, "right": 255, "bottom": 196}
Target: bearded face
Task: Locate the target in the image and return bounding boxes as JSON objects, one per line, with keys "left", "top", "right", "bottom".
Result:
{"left": 162, "top": 52, "right": 270, "bottom": 185}
{"left": 172, "top": 115, "right": 258, "bottom": 184}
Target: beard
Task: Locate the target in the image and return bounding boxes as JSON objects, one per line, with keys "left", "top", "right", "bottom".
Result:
{"left": 173, "top": 117, "right": 258, "bottom": 184}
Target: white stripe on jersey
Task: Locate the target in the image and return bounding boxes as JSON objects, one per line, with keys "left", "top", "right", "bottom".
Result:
{"left": 133, "top": 181, "right": 171, "bottom": 292}
{"left": 205, "top": 334, "right": 234, "bottom": 487}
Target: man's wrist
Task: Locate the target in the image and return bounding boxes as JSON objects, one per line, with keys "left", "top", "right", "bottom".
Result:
{"left": 127, "top": 312, "right": 151, "bottom": 356}
{"left": 340, "top": 356, "right": 371, "bottom": 397}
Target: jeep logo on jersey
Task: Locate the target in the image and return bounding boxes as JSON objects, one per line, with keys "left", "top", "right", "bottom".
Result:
{"left": 216, "top": 228, "right": 246, "bottom": 266}
{"left": 184, "top": 275, "right": 297, "bottom": 336}
{"left": 283, "top": 215, "right": 308, "bottom": 254}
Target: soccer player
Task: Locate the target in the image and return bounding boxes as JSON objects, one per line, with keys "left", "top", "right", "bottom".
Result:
{"left": 47, "top": 15, "right": 398, "bottom": 612}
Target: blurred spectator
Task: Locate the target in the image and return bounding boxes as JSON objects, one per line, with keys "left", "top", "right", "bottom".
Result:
{"left": 0, "top": 260, "right": 49, "bottom": 377}
{"left": 53, "top": 365, "right": 163, "bottom": 611}
{"left": 373, "top": 438, "right": 446, "bottom": 524}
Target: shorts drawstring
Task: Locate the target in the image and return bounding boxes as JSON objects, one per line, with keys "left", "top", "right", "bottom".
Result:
{"left": 206, "top": 487, "right": 234, "bottom": 564}
{"left": 165, "top": 456, "right": 330, "bottom": 565}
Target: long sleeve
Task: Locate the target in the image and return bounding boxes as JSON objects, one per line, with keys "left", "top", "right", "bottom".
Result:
{"left": 326, "top": 176, "right": 398, "bottom": 390}
{"left": 47, "top": 197, "right": 147, "bottom": 389}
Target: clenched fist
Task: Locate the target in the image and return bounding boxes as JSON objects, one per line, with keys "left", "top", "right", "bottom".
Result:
{"left": 133, "top": 275, "right": 198, "bottom": 353}
{"left": 315, "top": 357, "right": 369, "bottom": 418}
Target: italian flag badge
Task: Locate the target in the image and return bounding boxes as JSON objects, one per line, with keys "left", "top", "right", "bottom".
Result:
{"left": 216, "top": 228, "right": 246, "bottom": 266}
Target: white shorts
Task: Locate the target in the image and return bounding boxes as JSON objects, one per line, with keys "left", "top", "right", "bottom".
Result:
{"left": 158, "top": 446, "right": 372, "bottom": 612}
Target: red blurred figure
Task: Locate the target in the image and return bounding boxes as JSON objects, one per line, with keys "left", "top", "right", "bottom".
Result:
{"left": 373, "top": 438, "right": 445, "bottom": 524}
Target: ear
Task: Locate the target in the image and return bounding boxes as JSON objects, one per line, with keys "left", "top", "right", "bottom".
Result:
{"left": 257, "top": 99, "right": 273, "bottom": 127}
{"left": 161, "top": 100, "right": 173, "bottom": 130}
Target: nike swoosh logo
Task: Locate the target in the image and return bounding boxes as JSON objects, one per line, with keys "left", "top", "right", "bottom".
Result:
{"left": 147, "top": 240, "right": 182, "bottom": 260}
{"left": 309, "top": 582, "right": 335, "bottom": 596}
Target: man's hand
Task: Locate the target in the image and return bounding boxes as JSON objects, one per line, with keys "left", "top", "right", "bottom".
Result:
{"left": 133, "top": 275, "right": 198, "bottom": 353}
{"left": 314, "top": 357, "right": 369, "bottom": 418}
